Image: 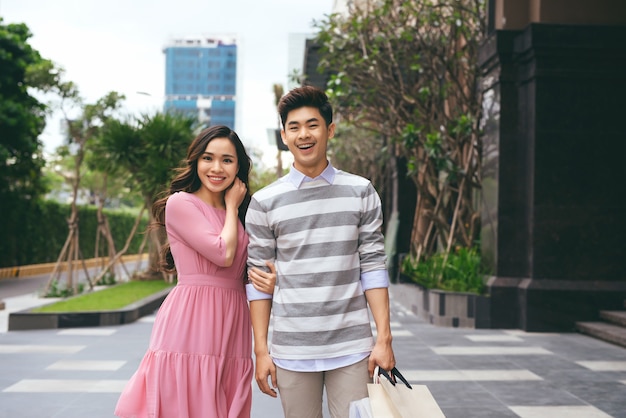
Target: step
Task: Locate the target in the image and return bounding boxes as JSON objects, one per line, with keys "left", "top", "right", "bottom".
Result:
{"left": 600, "top": 310, "right": 626, "bottom": 327}
{"left": 576, "top": 321, "right": 626, "bottom": 349}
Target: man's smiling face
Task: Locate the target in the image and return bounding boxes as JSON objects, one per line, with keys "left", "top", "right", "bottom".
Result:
{"left": 281, "top": 106, "right": 335, "bottom": 178}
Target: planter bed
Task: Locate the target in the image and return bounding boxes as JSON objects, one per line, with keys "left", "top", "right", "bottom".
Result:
{"left": 391, "top": 279, "right": 491, "bottom": 329}
{"left": 8, "top": 288, "right": 171, "bottom": 331}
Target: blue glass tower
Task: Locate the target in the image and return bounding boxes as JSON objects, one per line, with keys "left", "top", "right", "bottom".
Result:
{"left": 163, "top": 36, "right": 237, "bottom": 129}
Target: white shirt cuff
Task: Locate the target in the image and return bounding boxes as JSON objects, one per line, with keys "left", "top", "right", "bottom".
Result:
{"left": 246, "top": 283, "right": 273, "bottom": 301}
{"left": 361, "top": 269, "right": 389, "bottom": 291}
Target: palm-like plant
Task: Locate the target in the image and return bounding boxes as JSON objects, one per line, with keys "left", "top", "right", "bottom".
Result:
{"left": 96, "top": 112, "right": 197, "bottom": 279}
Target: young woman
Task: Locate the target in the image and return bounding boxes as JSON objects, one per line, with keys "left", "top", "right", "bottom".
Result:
{"left": 115, "top": 125, "right": 275, "bottom": 418}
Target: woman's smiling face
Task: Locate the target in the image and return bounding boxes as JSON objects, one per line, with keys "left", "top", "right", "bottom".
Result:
{"left": 196, "top": 137, "right": 239, "bottom": 195}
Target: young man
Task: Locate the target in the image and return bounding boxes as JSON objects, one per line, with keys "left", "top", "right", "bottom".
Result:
{"left": 245, "top": 85, "right": 395, "bottom": 418}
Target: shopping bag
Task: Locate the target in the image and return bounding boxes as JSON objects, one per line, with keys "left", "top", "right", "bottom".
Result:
{"left": 349, "top": 396, "right": 374, "bottom": 418}
{"left": 350, "top": 366, "right": 399, "bottom": 418}
{"left": 368, "top": 367, "right": 446, "bottom": 418}
{"left": 367, "top": 382, "right": 402, "bottom": 418}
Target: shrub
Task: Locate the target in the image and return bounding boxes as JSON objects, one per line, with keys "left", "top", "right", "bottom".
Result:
{"left": 401, "top": 247, "right": 488, "bottom": 295}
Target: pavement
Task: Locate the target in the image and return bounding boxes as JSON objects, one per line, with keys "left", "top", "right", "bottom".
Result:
{"left": 1, "top": 276, "right": 626, "bottom": 417}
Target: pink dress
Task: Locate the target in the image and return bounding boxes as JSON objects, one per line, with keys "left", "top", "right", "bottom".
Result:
{"left": 115, "top": 192, "right": 252, "bottom": 418}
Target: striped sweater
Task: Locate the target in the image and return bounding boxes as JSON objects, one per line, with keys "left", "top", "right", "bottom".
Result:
{"left": 245, "top": 165, "right": 387, "bottom": 360}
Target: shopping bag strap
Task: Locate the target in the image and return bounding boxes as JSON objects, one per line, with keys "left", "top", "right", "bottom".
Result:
{"left": 378, "top": 367, "right": 413, "bottom": 389}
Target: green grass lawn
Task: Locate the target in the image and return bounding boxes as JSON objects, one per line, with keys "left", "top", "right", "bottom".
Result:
{"left": 32, "top": 280, "right": 175, "bottom": 313}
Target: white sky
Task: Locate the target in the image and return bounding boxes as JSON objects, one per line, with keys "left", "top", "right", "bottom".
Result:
{"left": 1, "top": 0, "right": 334, "bottom": 164}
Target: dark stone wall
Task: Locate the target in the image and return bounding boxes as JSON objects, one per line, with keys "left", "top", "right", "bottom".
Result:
{"left": 479, "top": 23, "right": 626, "bottom": 331}
{"left": 517, "top": 24, "right": 626, "bottom": 282}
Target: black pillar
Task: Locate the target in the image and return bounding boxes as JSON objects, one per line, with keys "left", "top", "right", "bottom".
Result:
{"left": 479, "top": 23, "right": 626, "bottom": 331}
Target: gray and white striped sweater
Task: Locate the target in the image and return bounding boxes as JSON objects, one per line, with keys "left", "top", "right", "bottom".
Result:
{"left": 245, "top": 168, "right": 387, "bottom": 360}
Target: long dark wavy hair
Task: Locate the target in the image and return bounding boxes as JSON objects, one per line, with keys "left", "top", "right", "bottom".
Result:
{"left": 151, "top": 125, "right": 252, "bottom": 273}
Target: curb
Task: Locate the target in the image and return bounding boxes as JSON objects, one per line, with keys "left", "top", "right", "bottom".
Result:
{"left": 7, "top": 287, "right": 171, "bottom": 331}
{"left": 0, "top": 254, "right": 148, "bottom": 281}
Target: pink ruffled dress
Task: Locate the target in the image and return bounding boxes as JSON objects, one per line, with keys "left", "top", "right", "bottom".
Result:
{"left": 115, "top": 192, "right": 252, "bottom": 418}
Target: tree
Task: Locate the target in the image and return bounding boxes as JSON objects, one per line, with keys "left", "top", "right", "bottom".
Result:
{"left": 328, "top": 123, "right": 387, "bottom": 197}
{"left": 0, "top": 19, "right": 48, "bottom": 199}
{"left": 97, "top": 112, "right": 197, "bottom": 279}
{"left": 0, "top": 18, "right": 68, "bottom": 266}
{"left": 314, "top": 0, "right": 485, "bottom": 264}
{"left": 44, "top": 91, "right": 126, "bottom": 295}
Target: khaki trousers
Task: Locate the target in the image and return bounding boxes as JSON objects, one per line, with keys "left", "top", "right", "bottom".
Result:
{"left": 275, "top": 357, "right": 370, "bottom": 418}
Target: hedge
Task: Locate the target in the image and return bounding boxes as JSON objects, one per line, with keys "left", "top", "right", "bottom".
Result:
{"left": 0, "top": 199, "right": 148, "bottom": 268}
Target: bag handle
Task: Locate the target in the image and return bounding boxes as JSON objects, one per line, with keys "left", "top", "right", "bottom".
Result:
{"left": 378, "top": 367, "right": 413, "bottom": 389}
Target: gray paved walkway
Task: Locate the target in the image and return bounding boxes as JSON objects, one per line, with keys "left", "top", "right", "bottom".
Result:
{"left": 1, "top": 283, "right": 625, "bottom": 417}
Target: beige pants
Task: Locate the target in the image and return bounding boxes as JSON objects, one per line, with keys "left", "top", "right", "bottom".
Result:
{"left": 275, "top": 357, "right": 370, "bottom": 418}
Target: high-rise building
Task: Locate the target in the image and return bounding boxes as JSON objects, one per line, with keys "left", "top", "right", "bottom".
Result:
{"left": 163, "top": 35, "right": 237, "bottom": 129}
{"left": 286, "top": 33, "right": 314, "bottom": 91}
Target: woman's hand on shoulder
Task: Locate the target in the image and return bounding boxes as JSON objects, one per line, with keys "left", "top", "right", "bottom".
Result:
{"left": 248, "top": 261, "right": 276, "bottom": 295}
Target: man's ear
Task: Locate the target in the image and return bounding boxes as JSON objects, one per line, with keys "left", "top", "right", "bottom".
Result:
{"left": 327, "top": 122, "right": 336, "bottom": 139}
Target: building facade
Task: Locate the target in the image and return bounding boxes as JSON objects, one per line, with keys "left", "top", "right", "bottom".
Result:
{"left": 163, "top": 36, "right": 237, "bottom": 129}
{"left": 479, "top": 0, "right": 626, "bottom": 331}
{"left": 304, "top": 0, "right": 626, "bottom": 333}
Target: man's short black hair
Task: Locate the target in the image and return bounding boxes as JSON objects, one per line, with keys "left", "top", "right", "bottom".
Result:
{"left": 278, "top": 85, "right": 333, "bottom": 129}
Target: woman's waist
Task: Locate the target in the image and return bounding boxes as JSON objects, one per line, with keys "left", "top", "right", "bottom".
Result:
{"left": 177, "top": 273, "right": 245, "bottom": 290}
